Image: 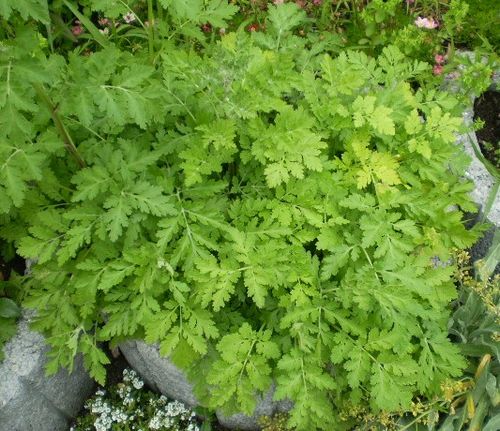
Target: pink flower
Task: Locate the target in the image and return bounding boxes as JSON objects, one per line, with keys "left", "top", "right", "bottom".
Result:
{"left": 295, "top": 0, "right": 306, "bottom": 8}
{"left": 201, "top": 22, "right": 212, "bottom": 33}
{"left": 433, "top": 64, "right": 443, "bottom": 75}
{"left": 428, "top": 18, "right": 438, "bottom": 29}
{"left": 434, "top": 54, "right": 445, "bottom": 64}
{"left": 273, "top": 0, "right": 284, "bottom": 4}
{"left": 247, "top": 23, "right": 259, "bottom": 32}
{"left": 415, "top": 16, "right": 438, "bottom": 29}
{"left": 313, "top": 0, "right": 323, "bottom": 5}
{"left": 98, "top": 18, "right": 109, "bottom": 26}
{"left": 72, "top": 25, "right": 84, "bottom": 36}
{"left": 123, "top": 12, "right": 136, "bottom": 24}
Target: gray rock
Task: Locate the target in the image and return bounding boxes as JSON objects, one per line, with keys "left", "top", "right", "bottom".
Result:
{"left": 119, "top": 340, "right": 291, "bottom": 430}
{"left": 458, "top": 107, "right": 500, "bottom": 227}
{"left": 444, "top": 55, "right": 500, "bottom": 276}
{"left": 457, "top": 101, "right": 499, "bottom": 276}
{"left": 216, "top": 383, "right": 294, "bottom": 431}
{"left": 470, "top": 225, "right": 499, "bottom": 276}
{"left": 119, "top": 340, "right": 198, "bottom": 407}
{"left": 216, "top": 387, "right": 275, "bottom": 431}
{"left": 0, "top": 313, "right": 94, "bottom": 431}
{"left": 445, "top": 50, "right": 499, "bottom": 94}
{"left": 445, "top": 50, "right": 500, "bottom": 228}
{"left": 492, "top": 70, "right": 500, "bottom": 91}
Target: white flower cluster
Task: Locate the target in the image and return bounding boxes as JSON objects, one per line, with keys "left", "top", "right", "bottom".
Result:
{"left": 148, "top": 400, "right": 197, "bottom": 430}
{"left": 85, "top": 392, "right": 130, "bottom": 430}
{"left": 74, "top": 368, "right": 200, "bottom": 431}
{"left": 94, "top": 414, "right": 113, "bottom": 431}
{"left": 117, "top": 382, "right": 134, "bottom": 405}
{"left": 88, "top": 396, "right": 110, "bottom": 416}
{"left": 123, "top": 368, "right": 145, "bottom": 389}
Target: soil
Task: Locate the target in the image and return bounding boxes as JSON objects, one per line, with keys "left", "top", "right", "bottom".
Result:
{"left": 0, "top": 253, "right": 25, "bottom": 281}
{"left": 0, "top": 247, "right": 25, "bottom": 303}
{"left": 473, "top": 90, "right": 500, "bottom": 169}
{"left": 104, "top": 347, "right": 130, "bottom": 386}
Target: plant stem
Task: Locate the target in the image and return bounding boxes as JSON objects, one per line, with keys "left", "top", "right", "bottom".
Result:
{"left": 157, "top": 0, "right": 164, "bottom": 23}
{"left": 45, "top": 21, "right": 55, "bottom": 53}
{"left": 33, "top": 83, "right": 86, "bottom": 168}
{"left": 147, "top": 0, "right": 155, "bottom": 61}
{"left": 320, "top": 0, "right": 330, "bottom": 31}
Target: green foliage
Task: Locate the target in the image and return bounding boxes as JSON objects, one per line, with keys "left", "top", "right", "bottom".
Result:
{"left": 0, "top": 0, "right": 49, "bottom": 23}
{"left": 0, "top": 2, "right": 489, "bottom": 430}
{"left": 0, "top": 316, "right": 17, "bottom": 361}
{"left": 0, "top": 297, "right": 21, "bottom": 318}
{"left": 208, "top": 323, "right": 280, "bottom": 414}
{"left": 0, "top": 269, "right": 21, "bottom": 361}
{"left": 335, "top": 251, "right": 499, "bottom": 431}
{"left": 446, "top": 0, "right": 500, "bottom": 48}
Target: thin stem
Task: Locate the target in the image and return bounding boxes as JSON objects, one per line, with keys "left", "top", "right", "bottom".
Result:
{"left": 157, "top": 0, "right": 164, "bottom": 22}
{"left": 176, "top": 191, "right": 198, "bottom": 254}
{"left": 64, "top": 116, "right": 105, "bottom": 141}
{"left": 1, "top": 148, "right": 21, "bottom": 169}
{"left": 300, "top": 357, "right": 308, "bottom": 393}
{"left": 361, "top": 246, "right": 381, "bottom": 283}
{"left": 6, "top": 61, "right": 11, "bottom": 97}
{"left": 237, "top": 338, "right": 257, "bottom": 385}
{"left": 320, "top": 0, "right": 330, "bottom": 31}
{"left": 166, "top": 89, "right": 196, "bottom": 121}
{"left": 147, "top": 0, "right": 155, "bottom": 61}
{"left": 397, "top": 398, "right": 461, "bottom": 431}
{"left": 45, "top": 23, "right": 55, "bottom": 53}
{"left": 33, "top": 83, "right": 86, "bottom": 168}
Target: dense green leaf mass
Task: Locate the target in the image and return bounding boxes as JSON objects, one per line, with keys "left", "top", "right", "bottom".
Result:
{"left": 0, "top": 3, "right": 483, "bottom": 430}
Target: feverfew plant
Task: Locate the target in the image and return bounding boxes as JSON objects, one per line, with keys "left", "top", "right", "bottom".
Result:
{"left": 0, "top": 2, "right": 486, "bottom": 431}
{"left": 72, "top": 368, "right": 200, "bottom": 431}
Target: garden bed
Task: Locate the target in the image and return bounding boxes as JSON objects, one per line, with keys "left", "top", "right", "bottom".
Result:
{"left": 0, "top": 1, "right": 499, "bottom": 431}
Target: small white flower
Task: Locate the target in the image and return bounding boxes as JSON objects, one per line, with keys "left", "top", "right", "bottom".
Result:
{"left": 149, "top": 416, "right": 162, "bottom": 430}
{"left": 94, "top": 413, "right": 113, "bottom": 431}
{"left": 132, "top": 378, "right": 144, "bottom": 389}
{"left": 123, "top": 12, "right": 136, "bottom": 24}
{"left": 111, "top": 407, "right": 128, "bottom": 423}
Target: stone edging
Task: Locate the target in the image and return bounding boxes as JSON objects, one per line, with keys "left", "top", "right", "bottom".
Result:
{"left": 0, "top": 312, "right": 94, "bottom": 430}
